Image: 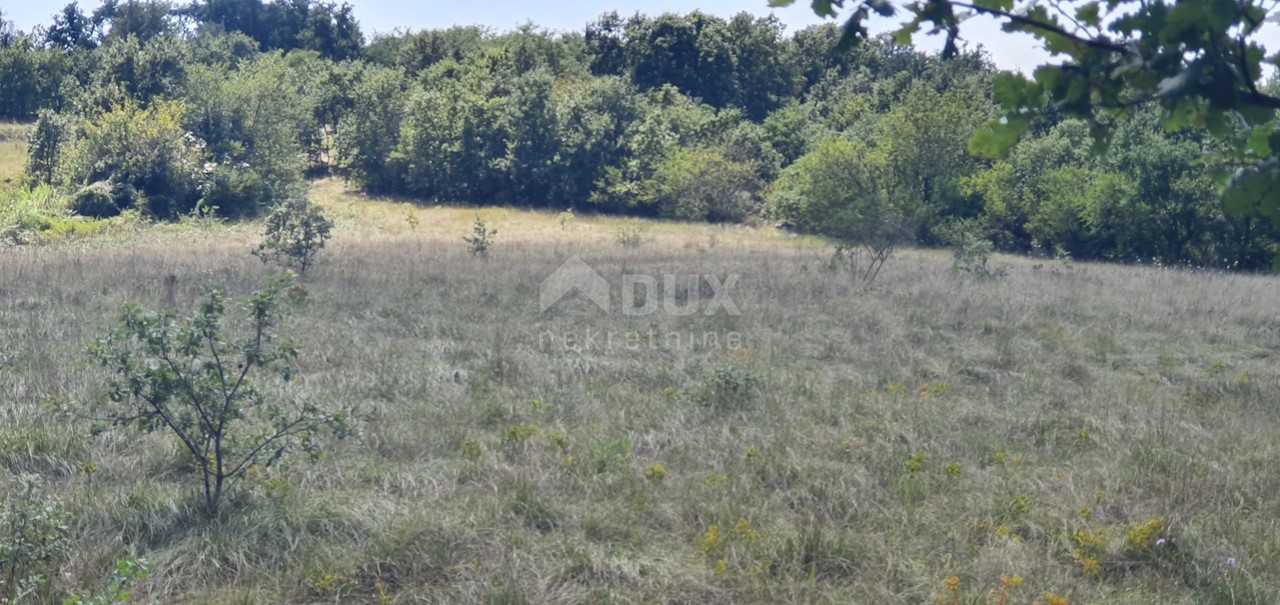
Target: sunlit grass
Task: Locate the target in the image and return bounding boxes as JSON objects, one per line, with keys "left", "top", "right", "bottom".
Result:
{"left": 0, "top": 179, "right": 1276, "bottom": 602}
{"left": 0, "top": 122, "right": 30, "bottom": 183}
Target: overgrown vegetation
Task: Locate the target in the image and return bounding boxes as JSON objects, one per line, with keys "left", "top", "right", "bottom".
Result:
{"left": 253, "top": 198, "right": 334, "bottom": 276}
{"left": 1, "top": 0, "right": 1280, "bottom": 602}
{"left": 0, "top": 2, "right": 1274, "bottom": 268}
{"left": 87, "top": 274, "right": 351, "bottom": 516}
{"left": 0, "top": 196, "right": 1266, "bottom": 601}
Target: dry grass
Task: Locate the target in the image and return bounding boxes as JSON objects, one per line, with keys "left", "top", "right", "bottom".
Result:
{"left": 0, "top": 122, "right": 30, "bottom": 183}
{"left": 0, "top": 179, "right": 1278, "bottom": 603}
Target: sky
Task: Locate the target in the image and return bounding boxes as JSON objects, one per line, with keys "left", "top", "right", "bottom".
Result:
{"left": 0, "top": 0, "right": 1107, "bottom": 74}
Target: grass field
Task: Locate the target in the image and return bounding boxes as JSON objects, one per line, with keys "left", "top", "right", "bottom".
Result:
{"left": 0, "top": 123, "right": 30, "bottom": 182}
{"left": 0, "top": 176, "right": 1278, "bottom": 603}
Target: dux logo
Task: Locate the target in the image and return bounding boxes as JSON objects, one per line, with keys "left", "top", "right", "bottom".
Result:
{"left": 540, "top": 256, "right": 611, "bottom": 313}
{"left": 540, "top": 255, "right": 739, "bottom": 316}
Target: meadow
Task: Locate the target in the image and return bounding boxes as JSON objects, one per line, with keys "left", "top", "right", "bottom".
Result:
{"left": 0, "top": 126, "right": 1279, "bottom": 602}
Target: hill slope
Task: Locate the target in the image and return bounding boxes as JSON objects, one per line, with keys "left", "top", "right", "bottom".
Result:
{"left": 0, "top": 180, "right": 1277, "bottom": 603}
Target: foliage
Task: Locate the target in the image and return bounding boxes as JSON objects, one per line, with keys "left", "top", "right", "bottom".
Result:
{"left": 587, "top": 11, "right": 801, "bottom": 120}
{"left": 85, "top": 35, "right": 189, "bottom": 110}
{"left": 187, "top": 0, "right": 364, "bottom": 61}
{"left": 0, "top": 476, "right": 70, "bottom": 604}
{"left": 58, "top": 99, "right": 205, "bottom": 219}
{"left": 182, "top": 54, "right": 318, "bottom": 215}
{"left": 335, "top": 66, "right": 409, "bottom": 193}
{"left": 464, "top": 217, "right": 496, "bottom": 256}
{"left": 771, "top": 139, "right": 922, "bottom": 283}
{"left": 614, "top": 223, "right": 645, "bottom": 248}
{"left": 684, "top": 365, "right": 765, "bottom": 410}
{"left": 642, "top": 146, "right": 765, "bottom": 222}
{"left": 0, "top": 37, "right": 67, "bottom": 120}
{"left": 775, "top": 0, "right": 1280, "bottom": 233}
{"left": 87, "top": 275, "right": 352, "bottom": 516}
{"left": 70, "top": 181, "right": 118, "bottom": 219}
{"left": 61, "top": 558, "right": 151, "bottom": 605}
{"left": 0, "top": 183, "right": 74, "bottom": 243}
{"left": 253, "top": 198, "right": 335, "bottom": 277}
{"left": 961, "top": 114, "right": 1279, "bottom": 267}
{"left": 0, "top": 4, "right": 1277, "bottom": 269}
{"left": 25, "top": 109, "right": 70, "bottom": 185}
{"left": 939, "top": 220, "right": 1001, "bottom": 279}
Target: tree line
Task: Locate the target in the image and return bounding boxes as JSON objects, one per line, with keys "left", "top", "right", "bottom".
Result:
{"left": 1, "top": 0, "right": 1275, "bottom": 269}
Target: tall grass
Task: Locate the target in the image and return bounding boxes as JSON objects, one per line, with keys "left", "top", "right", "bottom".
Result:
{"left": 0, "top": 179, "right": 1274, "bottom": 603}
{"left": 0, "top": 122, "right": 29, "bottom": 182}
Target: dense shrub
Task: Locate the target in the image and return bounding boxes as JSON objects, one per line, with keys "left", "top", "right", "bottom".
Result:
{"left": 643, "top": 146, "right": 764, "bottom": 222}
{"left": 770, "top": 139, "right": 923, "bottom": 282}
{"left": 58, "top": 99, "right": 205, "bottom": 219}
{"left": 253, "top": 198, "right": 334, "bottom": 276}
{"left": 71, "top": 181, "right": 118, "bottom": 218}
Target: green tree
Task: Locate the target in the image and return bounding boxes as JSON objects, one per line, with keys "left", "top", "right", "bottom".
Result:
{"left": 770, "top": 139, "right": 922, "bottom": 282}
{"left": 395, "top": 61, "right": 506, "bottom": 202}
{"left": 335, "top": 66, "right": 410, "bottom": 193}
{"left": 87, "top": 275, "right": 351, "bottom": 517}
{"left": 548, "top": 75, "right": 638, "bottom": 207}
{"left": 26, "top": 109, "right": 71, "bottom": 184}
{"left": 95, "top": 0, "right": 175, "bottom": 43}
{"left": 182, "top": 53, "right": 318, "bottom": 214}
{"left": 0, "top": 38, "right": 69, "bottom": 120}
{"left": 591, "top": 85, "right": 732, "bottom": 212}
{"left": 85, "top": 34, "right": 188, "bottom": 109}
{"left": 643, "top": 146, "right": 765, "bottom": 222}
{"left": 775, "top": 0, "right": 1280, "bottom": 226}
{"left": 44, "top": 3, "right": 99, "bottom": 51}
{"left": 872, "top": 82, "right": 992, "bottom": 236}
{"left": 59, "top": 99, "right": 205, "bottom": 217}
{"left": 253, "top": 198, "right": 335, "bottom": 276}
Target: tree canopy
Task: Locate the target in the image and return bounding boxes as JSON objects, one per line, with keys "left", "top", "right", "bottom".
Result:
{"left": 774, "top": 0, "right": 1280, "bottom": 257}
{"left": 0, "top": 3, "right": 1276, "bottom": 270}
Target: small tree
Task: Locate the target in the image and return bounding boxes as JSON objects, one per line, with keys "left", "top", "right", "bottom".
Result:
{"left": 25, "top": 108, "right": 69, "bottom": 185}
{"left": 464, "top": 217, "right": 496, "bottom": 256}
{"left": 253, "top": 198, "right": 334, "bottom": 277}
{"left": 770, "top": 140, "right": 922, "bottom": 284}
{"left": 641, "top": 146, "right": 764, "bottom": 223}
{"left": 0, "top": 475, "right": 69, "bottom": 603}
{"left": 87, "top": 275, "right": 350, "bottom": 517}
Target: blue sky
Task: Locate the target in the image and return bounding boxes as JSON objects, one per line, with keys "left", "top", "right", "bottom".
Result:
{"left": 3, "top": 0, "right": 1065, "bottom": 72}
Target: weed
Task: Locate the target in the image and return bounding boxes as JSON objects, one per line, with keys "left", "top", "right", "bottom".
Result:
{"left": 684, "top": 365, "right": 764, "bottom": 410}
{"left": 61, "top": 558, "right": 152, "bottom": 605}
{"left": 614, "top": 223, "right": 644, "bottom": 248}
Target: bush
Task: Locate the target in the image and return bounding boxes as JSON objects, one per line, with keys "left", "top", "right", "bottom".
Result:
{"left": 87, "top": 275, "right": 352, "bottom": 516}
{"left": 464, "top": 217, "right": 496, "bottom": 256}
{"left": 643, "top": 146, "right": 764, "bottom": 223}
{"left": 25, "top": 108, "right": 70, "bottom": 184}
{"left": 61, "top": 558, "right": 152, "bottom": 605}
{"left": 253, "top": 198, "right": 334, "bottom": 276}
{"left": 181, "top": 57, "right": 317, "bottom": 212}
{"left": 685, "top": 365, "right": 765, "bottom": 411}
{"left": 0, "top": 475, "right": 70, "bottom": 603}
{"left": 938, "top": 220, "right": 1002, "bottom": 280}
{"left": 614, "top": 223, "right": 645, "bottom": 248}
{"left": 769, "top": 140, "right": 923, "bottom": 284}
{"left": 197, "top": 164, "right": 267, "bottom": 218}
{"left": 59, "top": 100, "right": 205, "bottom": 219}
{"left": 70, "top": 181, "right": 118, "bottom": 218}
